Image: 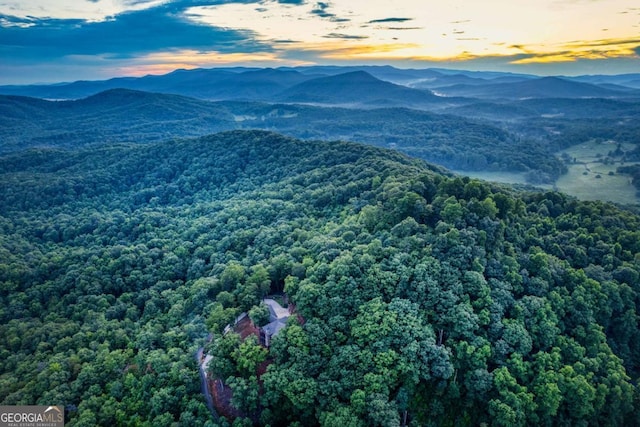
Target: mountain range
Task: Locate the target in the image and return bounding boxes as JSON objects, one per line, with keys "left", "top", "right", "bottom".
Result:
{"left": 2, "top": 66, "right": 639, "bottom": 104}
{"left": 3, "top": 88, "right": 564, "bottom": 179}
{"left": 2, "top": 64, "right": 640, "bottom": 195}
{"left": 431, "top": 76, "right": 635, "bottom": 99}
{"left": 275, "top": 70, "right": 440, "bottom": 107}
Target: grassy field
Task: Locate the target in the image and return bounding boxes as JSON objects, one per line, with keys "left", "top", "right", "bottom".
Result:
{"left": 555, "top": 140, "right": 639, "bottom": 205}
{"left": 456, "top": 139, "right": 639, "bottom": 205}
{"left": 453, "top": 170, "right": 550, "bottom": 188}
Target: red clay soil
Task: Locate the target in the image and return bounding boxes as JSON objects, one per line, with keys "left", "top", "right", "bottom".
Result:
{"left": 208, "top": 359, "right": 273, "bottom": 421}
{"left": 257, "top": 359, "right": 272, "bottom": 377}
{"left": 234, "top": 316, "right": 261, "bottom": 340}
{"left": 209, "top": 376, "right": 244, "bottom": 420}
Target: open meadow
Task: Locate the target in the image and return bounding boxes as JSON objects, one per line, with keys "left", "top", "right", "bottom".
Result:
{"left": 457, "top": 140, "right": 640, "bottom": 205}
{"left": 555, "top": 140, "right": 639, "bottom": 205}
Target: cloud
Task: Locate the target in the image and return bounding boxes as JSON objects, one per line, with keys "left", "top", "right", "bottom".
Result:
{"left": 507, "top": 37, "right": 640, "bottom": 64}
{"left": 292, "top": 41, "right": 420, "bottom": 60}
{"left": 0, "top": 1, "right": 269, "bottom": 64}
{"left": 0, "top": 14, "right": 35, "bottom": 28}
{"left": 119, "top": 49, "right": 287, "bottom": 75}
{"left": 366, "top": 17, "right": 418, "bottom": 31}
{"left": 307, "top": 1, "right": 348, "bottom": 21}
{"left": 2, "top": 0, "right": 640, "bottom": 83}
{"left": 386, "top": 27, "right": 423, "bottom": 31}
{"left": 273, "top": 39, "right": 300, "bottom": 44}
{"left": 310, "top": 2, "right": 334, "bottom": 18}
{"left": 368, "top": 17, "right": 413, "bottom": 24}
{"left": 562, "top": 37, "right": 640, "bottom": 48}
{"left": 323, "top": 33, "right": 368, "bottom": 40}
{"left": 122, "top": 0, "right": 159, "bottom": 5}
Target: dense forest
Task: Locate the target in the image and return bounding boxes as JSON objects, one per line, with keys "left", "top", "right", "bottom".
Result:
{"left": 1, "top": 130, "right": 639, "bottom": 426}
{"left": 617, "top": 164, "right": 640, "bottom": 195}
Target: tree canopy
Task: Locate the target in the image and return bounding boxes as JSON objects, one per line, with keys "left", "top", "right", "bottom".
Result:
{"left": 0, "top": 130, "right": 638, "bottom": 426}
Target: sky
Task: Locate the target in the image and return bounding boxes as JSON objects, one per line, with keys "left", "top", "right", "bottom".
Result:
{"left": 0, "top": 0, "right": 639, "bottom": 84}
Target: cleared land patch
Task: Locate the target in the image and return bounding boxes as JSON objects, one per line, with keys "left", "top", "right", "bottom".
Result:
{"left": 555, "top": 140, "right": 639, "bottom": 205}
{"left": 459, "top": 140, "right": 640, "bottom": 205}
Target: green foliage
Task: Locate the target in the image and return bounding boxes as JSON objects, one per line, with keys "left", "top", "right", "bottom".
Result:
{"left": 232, "top": 336, "right": 267, "bottom": 378}
{"left": 1, "top": 130, "right": 639, "bottom": 426}
{"left": 248, "top": 303, "right": 271, "bottom": 327}
{"left": 618, "top": 164, "right": 640, "bottom": 195}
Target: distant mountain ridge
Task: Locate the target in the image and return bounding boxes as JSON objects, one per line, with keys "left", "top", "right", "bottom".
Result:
{"left": 276, "top": 70, "right": 440, "bottom": 107}
{"left": 2, "top": 65, "right": 638, "bottom": 104}
{"left": 0, "top": 89, "right": 235, "bottom": 153}
{"left": 434, "top": 76, "right": 637, "bottom": 99}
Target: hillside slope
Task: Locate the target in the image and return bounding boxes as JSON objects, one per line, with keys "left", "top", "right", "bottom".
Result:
{"left": 0, "top": 89, "right": 235, "bottom": 152}
{"left": 0, "top": 130, "right": 638, "bottom": 426}
{"left": 277, "top": 70, "right": 441, "bottom": 107}
{"left": 0, "top": 90, "right": 565, "bottom": 180}
{"left": 436, "top": 76, "right": 635, "bottom": 99}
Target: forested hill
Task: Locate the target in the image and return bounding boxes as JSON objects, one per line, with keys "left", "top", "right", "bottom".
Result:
{"left": 1, "top": 130, "right": 639, "bottom": 426}
{"left": 0, "top": 90, "right": 235, "bottom": 154}
{"left": 276, "top": 70, "right": 439, "bottom": 106}
{"left": 0, "top": 90, "right": 565, "bottom": 181}
{"left": 0, "top": 130, "right": 438, "bottom": 213}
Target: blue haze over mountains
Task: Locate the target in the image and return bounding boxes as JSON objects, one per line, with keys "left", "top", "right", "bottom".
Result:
{"left": 2, "top": 65, "right": 639, "bottom": 102}
{"left": 1, "top": 65, "right": 640, "bottom": 189}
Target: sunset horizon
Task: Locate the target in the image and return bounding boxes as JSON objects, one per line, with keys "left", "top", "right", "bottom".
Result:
{"left": 1, "top": 0, "right": 639, "bottom": 84}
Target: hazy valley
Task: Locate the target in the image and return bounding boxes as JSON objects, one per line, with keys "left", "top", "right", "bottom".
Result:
{"left": 3, "top": 66, "right": 640, "bottom": 205}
